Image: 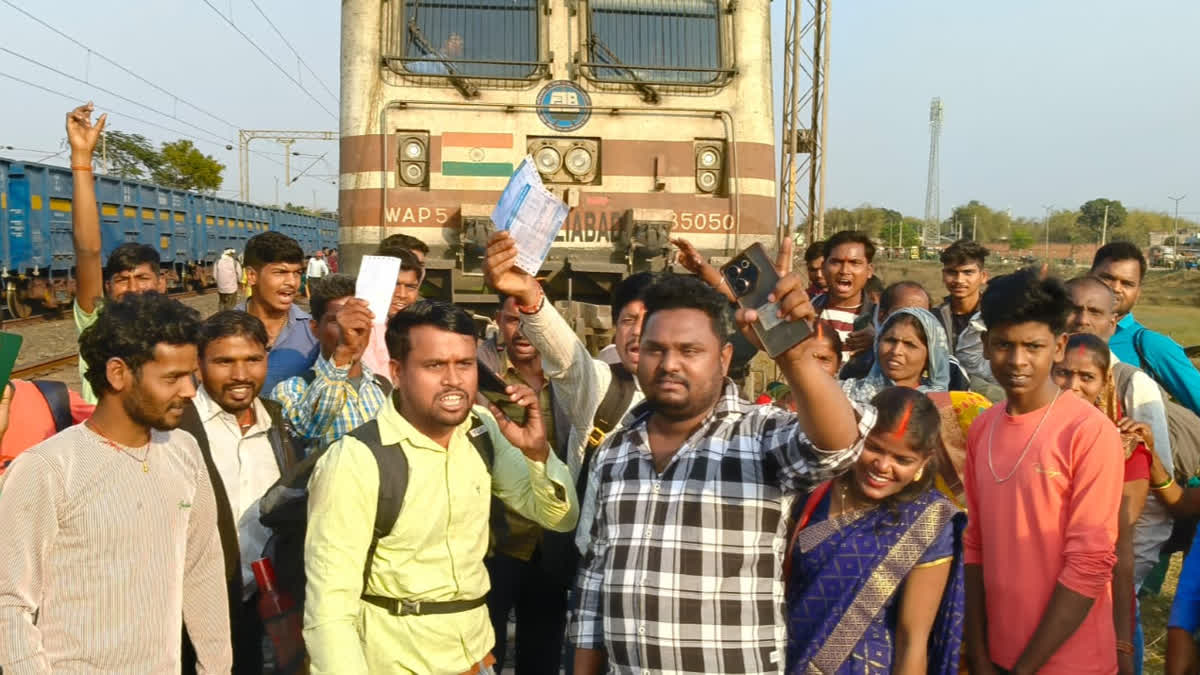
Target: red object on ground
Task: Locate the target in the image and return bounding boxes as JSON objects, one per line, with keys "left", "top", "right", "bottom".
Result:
{"left": 252, "top": 558, "right": 307, "bottom": 673}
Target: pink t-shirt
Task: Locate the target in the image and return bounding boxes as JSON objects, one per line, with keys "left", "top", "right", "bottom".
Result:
{"left": 360, "top": 323, "right": 392, "bottom": 383}
{"left": 963, "top": 391, "right": 1123, "bottom": 673}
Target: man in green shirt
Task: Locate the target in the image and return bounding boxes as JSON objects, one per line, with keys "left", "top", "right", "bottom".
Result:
{"left": 303, "top": 301, "right": 578, "bottom": 674}
{"left": 67, "top": 103, "right": 163, "bottom": 403}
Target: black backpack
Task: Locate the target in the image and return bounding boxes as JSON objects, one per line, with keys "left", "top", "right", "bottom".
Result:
{"left": 257, "top": 408, "right": 495, "bottom": 608}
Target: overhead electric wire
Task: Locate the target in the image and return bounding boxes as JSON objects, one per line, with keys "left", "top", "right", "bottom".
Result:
{"left": 289, "top": 152, "right": 328, "bottom": 184}
{"left": 0, "top": 47, "right": 233, "bottom": 147}
{"left": 197, "top": 0, "right": 337, "bottom": 121}
{"left": 0, "top": 69, "right": 333, "bottom": 185}
{"left": 246, "top": 0, "right": 338, "bottom": 105}
{"left": 0, "top": 0, "right": 242, "bottom": 132}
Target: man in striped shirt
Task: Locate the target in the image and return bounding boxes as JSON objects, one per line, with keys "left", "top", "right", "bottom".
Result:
{"left": 0, "top": 293, "right": 232, "bottom": 673}
{"left": 811, "top": 230, "right": 877, "bottom": 367}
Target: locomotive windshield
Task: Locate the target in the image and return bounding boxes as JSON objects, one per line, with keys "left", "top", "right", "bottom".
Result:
{"left": 397, "top": 0, "right": 540, "bottom": 79}
{"left": 588, "top": 0, "right": 721, "bottom": 84}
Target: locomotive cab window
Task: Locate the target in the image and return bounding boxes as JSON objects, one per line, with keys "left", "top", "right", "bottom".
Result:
{"left": 392, "top": 0, "right": 540, "bottom": 79}
{"left": 587, "top": 0, "right": 723, "bottom": 85}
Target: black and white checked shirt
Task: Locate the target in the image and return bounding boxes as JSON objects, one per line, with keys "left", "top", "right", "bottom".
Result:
{"left": 571, "top": 380, "right": 875, "bottom": 675}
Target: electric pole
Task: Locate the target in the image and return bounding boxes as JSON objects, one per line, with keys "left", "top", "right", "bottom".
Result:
{"left": 1169, "top": 194, "right": 1186, "bottom": 249}
{"left": 1042, "top": 204, "right": 1054, "bottom": 262}
{"left": 1101, "top": 204, "right": 1109, "bottom": 246}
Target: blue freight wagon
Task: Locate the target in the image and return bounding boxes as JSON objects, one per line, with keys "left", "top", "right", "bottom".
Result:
{"left": 0, "top": 157, "right": 338, "bottom": 317}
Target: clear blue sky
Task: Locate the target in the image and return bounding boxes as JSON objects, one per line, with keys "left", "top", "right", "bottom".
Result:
{"left": 3, "top": 1, "right": 1197, "bottom": 219}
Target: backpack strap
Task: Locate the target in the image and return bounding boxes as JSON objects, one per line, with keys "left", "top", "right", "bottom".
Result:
{"left": 578, "top": 364, "right": 637, "bottom": 497}
{"left": 1134, "top": 327, "right": 1161, "bottom": 384}
{"left": 347, "top": 419, "right": 409, "bottom": 594}
{"left": 32, "top": 380, "right": 73, "bottom": 433}
{"left": 260, "top": 398, "right": 303, "bottom": 474}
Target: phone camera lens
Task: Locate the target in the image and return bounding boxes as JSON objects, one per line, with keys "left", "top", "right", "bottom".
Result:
{"left": 739, "top": 259, "right": 751, "bottom": 269}
{"left": 733, "top": 278, "right": 751, "bottom": 295}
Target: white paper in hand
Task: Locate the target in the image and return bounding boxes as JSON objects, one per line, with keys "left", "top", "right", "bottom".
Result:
{"left": 491, "top": 156, "right": 569, "bottom": 275}
{"left": 355, "top": 255, "right": 401, "bottom": 324}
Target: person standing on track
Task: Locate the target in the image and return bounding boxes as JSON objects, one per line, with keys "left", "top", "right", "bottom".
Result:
{"left": 0, "top": 293, "right": 232, "bottom": 673}
{"left": 304, "top": 251, "right": 330, "bottom": 300}
{"left": 67, "top": 102, "right": 164, "bottom": 404}
{"left": 215, "top": 248, "right": 244, "bottom": 312}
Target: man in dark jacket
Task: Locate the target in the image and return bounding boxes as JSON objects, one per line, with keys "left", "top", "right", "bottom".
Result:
{"left": 180, "top": 311, "right": 301, "bottom": 674}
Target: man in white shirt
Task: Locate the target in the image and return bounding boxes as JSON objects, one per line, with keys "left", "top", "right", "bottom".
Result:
{"left": 215, "top": 248, "right": 243, "bottom": 312}
{"left": 179, "top": 310, "right": 303, "bottom": 673}
{"left": 0, "top": 293, "right": 231, "bottom": 673}
{"left": 305, "top": 251, "right": 330, "bottom": 299}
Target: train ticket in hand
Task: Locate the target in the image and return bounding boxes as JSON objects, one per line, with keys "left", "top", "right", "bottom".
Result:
{"left": 355, "top": 255, "right": 401, "bottom": 324}
{"left": 491, "top": 156, "right": 569, "bottom": 275}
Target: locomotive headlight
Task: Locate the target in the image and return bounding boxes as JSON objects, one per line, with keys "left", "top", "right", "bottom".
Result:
{"left": 534, "top": 146, "right": 562, "bottom": 175}
{"left": 696, "top": 170, "right": 719, "bottom": 193}
{"left": 564, "top": 147, "right": 594, "bottom": 177}
{"left": 694, "top": 140, "right": 725, "bottom": 194}
{"left": 697, "top": 148, "right": 720, "bottom": 169}
{"left": 401, "top": 161, "right": 426, "bottom": 186}
{"left": 403, "top": 139, "right": 426, "bottom": 160}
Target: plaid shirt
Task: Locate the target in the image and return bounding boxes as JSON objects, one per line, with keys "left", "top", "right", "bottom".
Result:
{"left": 571, "top": 380, "right": 875, "bottom": 674}
{"left": 269, "top": 353, "right": 389, "bottom": 448}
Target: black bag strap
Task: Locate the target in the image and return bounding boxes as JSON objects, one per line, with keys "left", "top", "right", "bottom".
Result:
{"left": 177, "top": 402, "right": 242, "bottom": 601}
{"left": 32, "top": 380, "right": 73, "bottom": 433}
{"left": 579, "top": 363, "right": 637, "bottom": 497}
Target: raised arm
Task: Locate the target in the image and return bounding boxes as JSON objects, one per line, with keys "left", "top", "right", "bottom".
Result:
{"left": 671, "top": 237, "right": 736, "bottom": 303}
{"left": 734, "top": 243, "right": 866, "bottom": 454}
{"left": 1143, "top": 330, "right": 1200, "bottom": 416}
{"left": 66, "top": 103, "right": 106, "bottom": 314}
{"left": 480, "top": 393, "right": 578, "bottom": 533}
{"left": 0, "top": 454, "right": 60, "bottom": 673}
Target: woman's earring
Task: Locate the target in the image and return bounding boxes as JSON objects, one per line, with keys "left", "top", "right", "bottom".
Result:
{"left": 914, "top": 467, "right": 924, "bottom": 482}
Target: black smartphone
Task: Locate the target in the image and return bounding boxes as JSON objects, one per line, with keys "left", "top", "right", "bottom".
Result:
{"left": 477, "top": 361, "right": 509, "bottom": 396}
{"left": 0, "top": 332, "right": 23, "bottom": 391}
{"left": 720, "top": 243, "right": 812, "bottom": 358}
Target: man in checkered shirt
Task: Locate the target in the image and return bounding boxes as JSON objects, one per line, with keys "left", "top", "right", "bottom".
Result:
{"left": 572, "top": 271, "right": 875, "bottom": 675}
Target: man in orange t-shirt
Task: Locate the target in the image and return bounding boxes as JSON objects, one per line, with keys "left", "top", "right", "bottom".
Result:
{"left": 963, "top": 268, "right": 1124, "bottom": 674}
{"left": 0, "top": 380, "right": 93, "bottom": 474}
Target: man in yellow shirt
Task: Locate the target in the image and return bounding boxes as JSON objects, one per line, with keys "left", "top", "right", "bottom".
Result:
{"left": 303, "top": 300, "right": 578, "bottom": 674}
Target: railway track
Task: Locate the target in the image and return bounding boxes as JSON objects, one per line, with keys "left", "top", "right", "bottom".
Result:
{"left": 2, "top": 289, "right": 202, "bottom": 328}
{"left": 12, "top": 353, "right": 79, "bottom": 380}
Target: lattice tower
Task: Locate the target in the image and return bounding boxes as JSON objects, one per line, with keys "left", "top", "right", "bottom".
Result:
{"left": 923, "top": 98, "right": 944, "bottom": 247}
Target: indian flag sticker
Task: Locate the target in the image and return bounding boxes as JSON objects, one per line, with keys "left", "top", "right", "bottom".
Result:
{"left": 441, "top": 132, "right": 514, "bottom": 177}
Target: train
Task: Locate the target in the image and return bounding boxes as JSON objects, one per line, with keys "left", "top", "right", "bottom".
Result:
{"left": 339, "top": 0, "right": 777, "bottom": 326}
{"left": 0, "top": 157, "right": 339, "bottom": 318}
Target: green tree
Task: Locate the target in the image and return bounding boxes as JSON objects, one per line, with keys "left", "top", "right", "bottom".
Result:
{"left": 878, "top": 220, "right": 923, "bottom": 247}
{"left": 151, "top": 140, "right": 224, "bottom": 193}
{"left": 947, "top": 200, "right": 1015, "bottom": 243}
{"left": 1077, "top": 198, "right": 1127, "bottom": 239}
{"left": 103, "top": 131, "right": 162, "bottom": 180}
{"left": 1009, "top": 227, "right": 1034, "bottom": 250}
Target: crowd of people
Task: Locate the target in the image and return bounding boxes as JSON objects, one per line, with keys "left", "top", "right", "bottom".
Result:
{"left": 2, "top": 103, "right": 1200, "bottom": 675}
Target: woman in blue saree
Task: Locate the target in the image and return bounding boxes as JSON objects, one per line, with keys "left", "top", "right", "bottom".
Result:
{"left": 785, "top": 386, "right": 966, "bottom": 674}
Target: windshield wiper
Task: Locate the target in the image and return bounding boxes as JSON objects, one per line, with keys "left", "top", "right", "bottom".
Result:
{"left": 407, "top": 19, "right": 479, "bottom": 99}
{"left": 590, "top": 34, "right": 659, "bottom": 104}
